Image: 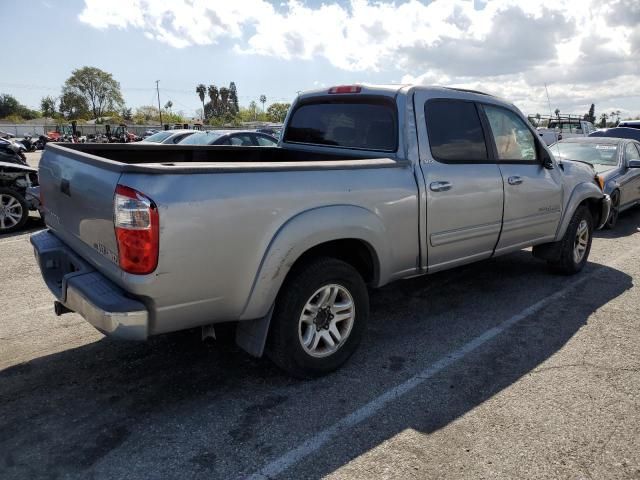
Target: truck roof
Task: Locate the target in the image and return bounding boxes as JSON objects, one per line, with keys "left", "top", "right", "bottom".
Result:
{"left": 297, "top": 83, "right": 512, "bottom": 108}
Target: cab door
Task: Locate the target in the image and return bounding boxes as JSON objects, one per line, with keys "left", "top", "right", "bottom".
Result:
{"left": 620, "top": 142, "right": 640, "bottom": 207}
{"left": 480, "top": 104, "right": 563, "bottom": 254}
{"left": 415, "top": 95, "right": 504, "bottom": 272}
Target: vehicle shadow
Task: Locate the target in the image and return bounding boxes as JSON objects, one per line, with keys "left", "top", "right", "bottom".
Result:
{"left": 0, "top": 254, "right": 634, "bottom": 479}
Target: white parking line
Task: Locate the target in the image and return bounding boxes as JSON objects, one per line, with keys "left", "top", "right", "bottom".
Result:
{"left": 244, "top": 246, "right": 639, "bottom": 480}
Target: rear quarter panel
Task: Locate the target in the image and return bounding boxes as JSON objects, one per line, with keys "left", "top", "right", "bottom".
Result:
{"left": 120, "top": 163, "right": 419, "bottom": 334}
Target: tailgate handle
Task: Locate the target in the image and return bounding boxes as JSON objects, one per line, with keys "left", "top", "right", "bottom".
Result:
{"left": 60, "top": 178, "right": 71, "bottom": 196}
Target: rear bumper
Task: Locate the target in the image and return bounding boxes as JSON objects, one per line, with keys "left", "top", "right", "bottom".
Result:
{"left": 597, "top": 194, "right": 611, "bottom": 230}
{"left": 30, "top": 230, "right": 149, "bottom": 340}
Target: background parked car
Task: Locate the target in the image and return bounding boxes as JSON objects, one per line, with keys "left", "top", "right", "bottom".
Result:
{"left": 589, "top": 127, "right": 640, "bottom": 142}
{"left": 617, "top": 120, "right": 640, "bottom": 129}
{"left": 178, "top": 130, "right": 278, "bottom": 146}
{"left": 0, "top": 130, "right": 15, "bottom": 139}
{"left": 140, "top": 129, "right": 197, "bottom": 145}
{"left": 0, "top": 161, "right": 40, "bottom": 233}
{"left": 551, "top": 137, "right": 640, "bottom": 228}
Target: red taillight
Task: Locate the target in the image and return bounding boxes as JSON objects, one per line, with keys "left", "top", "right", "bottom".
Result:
{"left": 114, "top": 184, "right": 159, "bottom": 274}
{"left": 328, "top": 85, "right": 362, "bottom": 94}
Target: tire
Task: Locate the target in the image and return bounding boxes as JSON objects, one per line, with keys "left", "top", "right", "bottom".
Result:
{"left": 604, "top": 190, "right": 620, "bottom": 229}
{"left": 267, "top": 257, "right": 369, "bottom": 378}
{"left": 548, "top": 205, "right": 593, "bottom": 275}
{"left": 0, "top": 188, "right": 29, "bottom": 234}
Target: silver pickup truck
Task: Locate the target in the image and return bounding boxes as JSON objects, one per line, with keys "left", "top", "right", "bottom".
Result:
{"left": 32, "top": 85, "right": 610, "bottom": 377}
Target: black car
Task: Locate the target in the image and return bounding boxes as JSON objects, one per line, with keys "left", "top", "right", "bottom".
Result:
{"left": 589, "top": 127, "right": 640, "bottom": 142}
{"left": 177, "top": 130, "right": 278, "bottom": 146}
{"left": 617, "top": 120, "right": 640, "bottom": 130}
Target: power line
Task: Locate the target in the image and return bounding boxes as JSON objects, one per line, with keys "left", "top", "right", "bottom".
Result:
{"left": 156, "top": 80, "right": 163, "bottom": 127}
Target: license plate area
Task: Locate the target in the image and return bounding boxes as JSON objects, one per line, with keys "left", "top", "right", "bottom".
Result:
{"left": 32, "top": 230, "right": 94, "bottom": 302}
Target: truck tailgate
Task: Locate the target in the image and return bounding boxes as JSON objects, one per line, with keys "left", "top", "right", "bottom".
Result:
{"left": 39, "top": 146, "right": 122, "bottom": 273}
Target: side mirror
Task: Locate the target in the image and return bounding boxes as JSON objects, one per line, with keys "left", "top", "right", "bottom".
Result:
{"left": 542, "top": 155, "right": 554, "bottom": 169}
{"left": 628, "top": 160, "right": 640, "bottom": 168}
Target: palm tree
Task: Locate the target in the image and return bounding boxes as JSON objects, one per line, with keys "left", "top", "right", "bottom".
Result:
{"left": 259, "top": 94, "right": 267, "bottom": 113}
{"left": 196, "top": 84, "right": 206, "bottom": 120}
{"left": 249, "top": 100, "right": 258, "bottom": 121}
{"left": 219, "top": 87, "right": 230, "bottom": 115}
{"left": 164, "top": 100, "right": 173, "bottom": 115}
{"left": 554, "top": 108, "right": 560, "bottom": 119}
{"left": 208, "top": 85, "right": 219, "bottom": 119}
{"left": 600, "top": 113, "right": 608, "bottom": 128}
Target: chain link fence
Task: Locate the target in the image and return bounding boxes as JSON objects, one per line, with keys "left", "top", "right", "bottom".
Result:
{"left": 0, "top": 123, "right": 277, "bottom": 138}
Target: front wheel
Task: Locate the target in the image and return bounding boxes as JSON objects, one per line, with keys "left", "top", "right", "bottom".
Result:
{"left": 604, "top": 190, "right": 620, "bottom": 229}
{"left": 548, "top": 205, "right": 593, "bottom": 275}
{"left": 267, "top": 257, "right": 369, "bottom": 378}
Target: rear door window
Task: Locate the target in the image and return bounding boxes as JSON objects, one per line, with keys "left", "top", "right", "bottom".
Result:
{"left": 284, "top": 99, "right": 397, "bottom": 151}
{"left": 425, "top": 100, "right": 488, "bottom": 162}
{"left": 229, "top": 134, "right": 255, "bottom": 146}
{"left": 255, "top": 134, "right": 277, "bottom": 146}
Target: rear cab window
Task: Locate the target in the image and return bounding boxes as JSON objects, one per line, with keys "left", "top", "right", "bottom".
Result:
{"left": 284, "top": 97, "right": 398, "bottom": 152}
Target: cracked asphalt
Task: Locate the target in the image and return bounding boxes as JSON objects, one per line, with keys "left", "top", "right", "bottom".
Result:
{"left": 1, "top": 151, "right": 639, "bottom": 479}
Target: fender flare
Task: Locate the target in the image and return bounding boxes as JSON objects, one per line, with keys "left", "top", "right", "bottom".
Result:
{"left": 555, "top": 182, "right": 606, "bottom": 240}
{"left": 239, "top": 204, "right": 389, "bottom": 321}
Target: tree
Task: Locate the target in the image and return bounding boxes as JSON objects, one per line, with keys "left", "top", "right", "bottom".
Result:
{"left": 219, "top": 87, "right": 230, "bottom": 115}
{"left": 0, "top": 94, "right": 39, "bottom": 120}
{"left": 554, "top": 108, "right": 560, "bottom": 119}
{"left": 600, "top": 113, "right": 608, "bottom": 128}
{"left": 587, "top": 103, "right": 595, "bottom": 124}
{"left": 121, "top": 107, "right": 133, "bottom": 121}
{"left": 206, "top": 84, "right": 220, "bottom": 119}
{"left": 228, "top": 82, "right": 239, "bottom": 115}
{"left": 196, "top": 84, "right": 207, "bottom": 119}
{"left": 266, "top": 102, "right": 290, "bottom": 123}
{"left": 164, "top": 100, "right": 173, "bottom": 114}
{"left": 62, "top": 66, "right": 124, "bottom": 119}
{"left": 259, "top": 94, "right": 267, "bottom": 112}
{"left": 59, "top": 90, "right": 90, "bottom": 119}
{"left": 40, "top": 96, "right": 58, "bottom": 118}
{"left": 248, "top": 100, "right": 258, "bottom": 121}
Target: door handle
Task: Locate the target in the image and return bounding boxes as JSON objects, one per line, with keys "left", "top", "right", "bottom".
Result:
{"left": 430, "top": 181, "right": 452, "bottom": 192}
{"left": 508, "top": 176, "right": 523, "bottom": 186}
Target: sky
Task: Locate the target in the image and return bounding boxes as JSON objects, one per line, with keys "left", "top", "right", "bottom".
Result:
{"left": 2, "top": 0, "right": 640, "bottom": 120}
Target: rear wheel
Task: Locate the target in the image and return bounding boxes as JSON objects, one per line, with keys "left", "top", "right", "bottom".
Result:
{"left": 267, "top": 257, "right": 368, "bottom": 378}
{"left": 548, "top": 206, "right": 593, "bottom": 275}
{"left": 604, "top": 190, "right": 620, "bottom": 229}
{"left": 0, "top": 188, "right": 29, "bottom": 233}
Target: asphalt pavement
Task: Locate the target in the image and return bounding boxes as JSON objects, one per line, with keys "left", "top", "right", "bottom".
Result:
{"left": 0, "top": 153, "right": 639, "bottom": 479}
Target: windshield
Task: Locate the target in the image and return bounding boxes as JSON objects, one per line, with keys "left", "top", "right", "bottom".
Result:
{"left": 553, "top": 142, "right": 619, "bottom": 165}
{"left": 178, "top": 131, "right": 222, "bottom": 145}
{"left": 143, "top": 131, "right": 174, "bottom": 143}
{"left": 284, "top": 99, "right": 397, "bottom": 151}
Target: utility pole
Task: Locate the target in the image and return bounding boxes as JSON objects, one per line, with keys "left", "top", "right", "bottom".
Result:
{"left": 156, "top": 80, "right": 163, "bottom": 128}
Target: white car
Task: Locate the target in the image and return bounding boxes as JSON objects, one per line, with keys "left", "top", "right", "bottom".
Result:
{"left": 139, "top": 129, "right": 196, "bottom": 145}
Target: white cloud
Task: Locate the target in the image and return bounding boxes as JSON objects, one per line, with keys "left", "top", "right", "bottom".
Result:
{"left": 78, "top": 0, "right": 640, "bottom": 115}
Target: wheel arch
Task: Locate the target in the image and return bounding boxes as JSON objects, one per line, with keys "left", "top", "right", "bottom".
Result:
{"left": 556, "top": 182, "right": 606, "bottom": 239}
{"left": 239, "top": 205, "right": 389, "bottom": 321}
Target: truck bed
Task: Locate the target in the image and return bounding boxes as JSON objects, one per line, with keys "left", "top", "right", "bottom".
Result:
{"left": 53, "top": 143, "right": 401, "bottom": 173}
